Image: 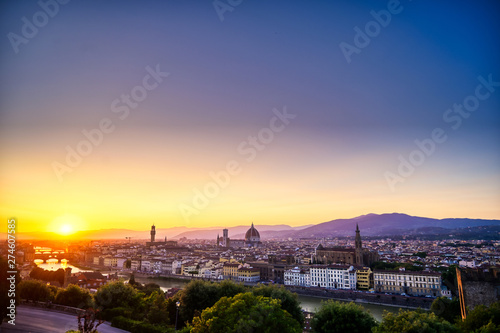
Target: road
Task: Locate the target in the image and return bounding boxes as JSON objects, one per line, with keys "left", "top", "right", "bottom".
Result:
{"left": 1, "top": 306, "right": 129, "bottom": 333}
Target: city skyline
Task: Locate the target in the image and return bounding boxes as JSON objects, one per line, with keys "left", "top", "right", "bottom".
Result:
{"left": 1, "top": 0, "right": 499, "bottom": 234}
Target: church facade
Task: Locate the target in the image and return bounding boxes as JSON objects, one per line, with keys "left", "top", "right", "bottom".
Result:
{"left": 312, "top": 224, "right": 379, "bottom": 266}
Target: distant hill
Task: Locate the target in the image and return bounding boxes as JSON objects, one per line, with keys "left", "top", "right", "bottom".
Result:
{"left": 287, "top": 213, "right": 500, "bottom": 238}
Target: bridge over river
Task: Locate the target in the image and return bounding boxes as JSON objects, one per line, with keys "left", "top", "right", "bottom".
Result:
{"left": 33, "top": 249, "right": 76, "bottom": 263}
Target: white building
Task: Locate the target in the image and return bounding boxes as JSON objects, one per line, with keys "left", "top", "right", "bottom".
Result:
{"left": 459, "top": 260, "right": 477, "bottom": 268}
{"left": 172, "top": 260, "right": 185, "bottom": 275}
{"left": 116, "top": 258, "right": 127, "bottom": 269}
{"left": 141, "top": 260, "right": 151, "bottom": 272}
{"left": 374, "top": 270, "right": 441, "bottom": 297}
{"left": 151, "top": 260, "right": 164, "bottom": 273}
{"left": 284, "top": 267, "right": 310, "bottom": 287}
{"left": 309, "top": 265, "right": 356, "bottom": 289}
{"left": 131, "top": 258, "right": 141, "bottom": 271}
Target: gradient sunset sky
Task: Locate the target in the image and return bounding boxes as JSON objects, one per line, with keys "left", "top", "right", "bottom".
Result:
{"left": 1, "top": 0, "right": 499, "bottom": 234}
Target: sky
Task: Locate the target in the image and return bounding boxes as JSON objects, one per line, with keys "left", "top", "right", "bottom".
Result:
{"left": 1, "top": 0, "right": 499, "bottom": 235}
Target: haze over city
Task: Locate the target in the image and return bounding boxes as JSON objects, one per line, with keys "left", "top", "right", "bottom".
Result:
{"left": 1, "top": 0, "right": 499, "bottom": 236}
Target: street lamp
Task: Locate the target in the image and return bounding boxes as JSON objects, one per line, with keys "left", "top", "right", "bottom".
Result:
{"left": 175, "top": 301, "right": 180, "bottom": 330}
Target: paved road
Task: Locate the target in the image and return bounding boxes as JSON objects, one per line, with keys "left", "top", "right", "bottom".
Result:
{"left": 1, "top": 306, "right": 129, "bottom": 333}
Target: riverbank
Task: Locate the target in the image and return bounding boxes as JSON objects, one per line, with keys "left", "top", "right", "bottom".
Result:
{"left": 286, "top": 286, "right": 433, "bottom": 310}
{"left": 69, "top": 262, "right": 96, "bottom": 271}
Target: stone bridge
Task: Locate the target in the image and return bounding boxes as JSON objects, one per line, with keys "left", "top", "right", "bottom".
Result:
{"left": 34, "top": 250, "right": 74, "bottom": 263}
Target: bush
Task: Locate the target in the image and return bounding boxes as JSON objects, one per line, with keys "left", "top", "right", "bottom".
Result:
{"left": 373, "top": 309, "right": 458, "bottom": 333}
{"left": 55, "top": 284, "right": 93, "bottom": 308}
{"left": 131, "top": 321, "right": 166, "bottom": 333}
{"left": 252, "top": 284, "right": 304, "bottom": 326}
{"left": 431, "top": 297, "right": 461, "bottom": 324}
{"left": 311, "top": 300, "right": 377, "bottom": 333}
{"left": 111, "top": 316, "right": 136, "bottom": 331}
{"left": 18, "top": 280, "right": 54, "bottom": 302}
{"left": 191, "top": 292, "right": 301, "bottom": 333}
{"left": 458, "top": 301, "right": 500, "bottom": 333}
{"left": 101, "top": 307, "right": 131, "bottom": 321}
{"left": 111, "top": 316, "right": 171, "bottom": 333}
{"left": 94, "top": 280, "right": 141, "bottom": 311}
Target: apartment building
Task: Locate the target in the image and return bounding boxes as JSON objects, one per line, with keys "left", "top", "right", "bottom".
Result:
{"left": 237, "top": 267, "right": 260, "bottom": 282}
{"left": 309, "top": 265, "right": 356, "bottom": 289}
{"left": 374, "top": 270, "right": 441, "bottom": 297}
{"left": 356, "top": 267, "right": 372, "bottom": 290}
{"left": 284, "top": 266, "right": 310, "bottom": 287}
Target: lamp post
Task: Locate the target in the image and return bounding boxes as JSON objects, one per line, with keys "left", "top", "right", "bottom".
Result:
{"left": 175, "top": 301, "right": 180, "bottom": 330}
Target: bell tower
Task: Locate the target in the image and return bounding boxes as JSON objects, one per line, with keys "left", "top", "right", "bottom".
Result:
{"left": 355, "top": 224, "right": 363, "bottom": 265}
{"left": 150, "top": 224, "right": 156, "bottom": 243}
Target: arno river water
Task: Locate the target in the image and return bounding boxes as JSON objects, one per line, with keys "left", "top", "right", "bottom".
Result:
{"left": 38, "top": 263, "right": 400, "bottom": 321}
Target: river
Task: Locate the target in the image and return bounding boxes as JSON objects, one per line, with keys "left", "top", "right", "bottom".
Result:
{"left": 35, "top": 260, "right": 92, "bottom": 274}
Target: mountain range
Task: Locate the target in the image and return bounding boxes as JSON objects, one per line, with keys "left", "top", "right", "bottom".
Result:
{"left": 5, "top": 213, "right": 499, "bottom": 240}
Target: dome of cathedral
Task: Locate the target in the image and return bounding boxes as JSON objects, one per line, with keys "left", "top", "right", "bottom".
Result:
{"left": 245, "top": 223, "right": 260, "bottom": 241}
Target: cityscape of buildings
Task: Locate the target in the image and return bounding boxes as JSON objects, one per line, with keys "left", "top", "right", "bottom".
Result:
{"left": 8, "top": 223, "right": 499, "bottom": 301}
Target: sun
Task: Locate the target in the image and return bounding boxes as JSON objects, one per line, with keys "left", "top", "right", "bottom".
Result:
{"left": 49, "top": 214, "right": 86, "bottom": 236}
{"left": 60, "top": 224, "right": 73, "bottom": 235}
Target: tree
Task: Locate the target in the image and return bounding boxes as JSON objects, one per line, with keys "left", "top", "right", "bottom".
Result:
{"left": 431, "top": 297, "right": 461, "bottom": 324}
{"left": 178, "top": 280, "right": 221, "bottom": 324}
{"left": 458, "top": 301, "right": 500, "bottom": 333}
{"left": 441, "top": 265, "right": 458, "bottom": 296}
{"left": 144, "top": 290, "right": 169, "bottom": 325}
{"left": 142, "top": 282, "right": 162, "bottom": 296}
{"left": 216, "top": 279, "right": 247, "bottom": 299}
{"left": 190, "top": 292, "right": 301, "bottom": 333}
{"left": 128, "top": 274, "right": 138, "bottom": 287}
{"left": 413, "top": 251, "right": 427, "bottom": 258}
{"left": 373, "top": 309, "right": 458, "bottom": 333}
{"left": 18, "top": 280, "right": 53, "bottom": 302}
{"left": 94, "top": 280, "right": 141, "bottom": 310}
{"left": 311, "top": 300, "right": 377, "bottom": 333}
{"left": 29, "top": 267, "right": 66, "bottom": 286}
{"left": 176, "top": 280, "right": 249, "bottom": 327}
{"left": 55, "top": 284, "right": 93, "bottom": 308}
{"left": 252, "top": 284, "right": 304, "bottom": 326}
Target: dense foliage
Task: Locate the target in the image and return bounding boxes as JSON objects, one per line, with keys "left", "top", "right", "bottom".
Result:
{"left": 94, "top": 280, "right": 141, "bottom": 311}
{"left": 431, "top": 297, "right": 461, "bottom": 324}
{"left": 373, "top": 309, "right": 458, "bottom": 333}
{"left": 29, "top": 266, "right": 66, "bottom": 286}
{"left": 190, "top": 292, "right": 302, "bottom": 333}
{"left": 18, "top": 279, "right": 54, "bottom": 302}
{"left": 311, "top": 300, "right": 377, "bottom": 333}
{"left": 176, "top": 280, "right": 303, "bottom": 328}
{"left": 55, "top": 284, "right": 93, "bottom": 308}
{"left": 458, "top": 301, "right": 500, "bottom": 333}
{"left": 370, "top": 261, "right": 424, "bottom": 271}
